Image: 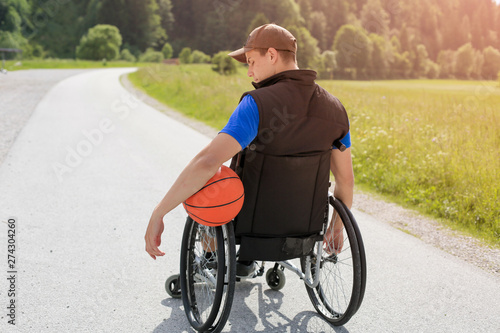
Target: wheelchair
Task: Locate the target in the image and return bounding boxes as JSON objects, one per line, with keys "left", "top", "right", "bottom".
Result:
{"left": 165, "top": 191, "right": 366, "bottom": 332}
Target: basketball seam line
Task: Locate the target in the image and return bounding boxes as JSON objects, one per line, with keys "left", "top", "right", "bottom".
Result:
{"left": 187, "top": 211, "right": 229, "bottom": 225}
{"left": 184, "top": 193, "right": 244, "bottom": 209}
{"left": 193, "top": 176, "right": 241, "bottom": 195}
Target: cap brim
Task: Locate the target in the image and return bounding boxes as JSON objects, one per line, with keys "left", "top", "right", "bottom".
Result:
{"left": 228, "top": 47, "right": 251, "bottom": 63}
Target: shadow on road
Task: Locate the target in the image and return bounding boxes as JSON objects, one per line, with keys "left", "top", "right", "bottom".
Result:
{"left": 153, "top": 281, "right": 350, "bottom": 333}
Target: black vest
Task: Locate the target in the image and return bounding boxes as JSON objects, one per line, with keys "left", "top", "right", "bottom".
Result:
{"left": 232, "top": 70, "right": 349, "bottom": 261}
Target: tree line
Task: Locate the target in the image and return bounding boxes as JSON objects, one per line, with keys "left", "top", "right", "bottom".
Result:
{"left": 1, "top": 0, "right": 500, "bottom": 79}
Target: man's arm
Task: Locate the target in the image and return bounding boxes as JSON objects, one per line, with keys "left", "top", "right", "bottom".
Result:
{"left": 325, "top": 148, "right": 354, "bottom": 254}
{"left": 330, "top": 147, "right": 354, "bottom": 208}
{"left": 145, "top": 133, "right": 242, "bottom": 259}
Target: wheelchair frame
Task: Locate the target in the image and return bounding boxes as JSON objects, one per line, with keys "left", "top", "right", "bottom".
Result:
{"left": 166, "top": 193, "right": 366, "bottom": 332}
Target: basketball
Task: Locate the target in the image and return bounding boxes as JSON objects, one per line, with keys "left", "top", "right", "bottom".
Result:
{"left": 183, "top": 165, "right": 244, "bottom": 226}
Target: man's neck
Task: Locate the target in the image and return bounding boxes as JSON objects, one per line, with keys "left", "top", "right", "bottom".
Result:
{"left": 274, "top": 62, "right": 299, "bottom": 74}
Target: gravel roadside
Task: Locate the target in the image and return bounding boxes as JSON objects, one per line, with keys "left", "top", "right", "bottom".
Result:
{"left": 2, "top": 68, "right": 497, "bottom": 279}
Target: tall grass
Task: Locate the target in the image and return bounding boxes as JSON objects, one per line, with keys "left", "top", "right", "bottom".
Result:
{"left": 130, "top": 65, "right": 500, "bottom": 245}
{"left": 322, "top": 80, "right": 500, "bottom": 244}
{"left": 129, "top": 64, "right": 251, "bottom": 129}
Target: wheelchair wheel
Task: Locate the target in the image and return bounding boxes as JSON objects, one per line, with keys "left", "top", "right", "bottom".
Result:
{"left": 180, "top": 217, "right": 236, "bottom": 332}
{"left": 301, "top": 197, "right": 366, "bottom": 326}
{"left": 165, "top": 274, "right": 182, "bottom": 298}
{"left": 266, "top": 266, "right": 286, "bottom": 291}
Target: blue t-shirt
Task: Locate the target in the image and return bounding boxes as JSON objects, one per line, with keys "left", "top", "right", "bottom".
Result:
{"left": 220, "top": 95, "right": 351, "bottom": 150}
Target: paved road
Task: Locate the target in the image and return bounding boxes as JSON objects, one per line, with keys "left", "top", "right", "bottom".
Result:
{"left": 0, "top": 68, "right": 498, "bottom": 332}
{"left": 0, "top": 69, "right": 91, "bottom": 165}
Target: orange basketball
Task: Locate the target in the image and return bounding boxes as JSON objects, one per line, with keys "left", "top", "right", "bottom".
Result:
{"left": 183, "top": 165, "right": 244, "bottom": 226}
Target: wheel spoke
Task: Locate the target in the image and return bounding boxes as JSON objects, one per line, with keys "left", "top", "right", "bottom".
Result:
{"left": 300, "top": 198, "right": 364, "bottom": 326}
{"left": 180, "top": 218, "right": 236, "bottom": 332}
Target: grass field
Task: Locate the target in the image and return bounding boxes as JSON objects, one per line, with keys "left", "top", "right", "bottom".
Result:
{"left": 1, "top": 59, "right": 146, "bottom": 71}
{"left": 130, "top": 64, "right": 499, "bottom": 245}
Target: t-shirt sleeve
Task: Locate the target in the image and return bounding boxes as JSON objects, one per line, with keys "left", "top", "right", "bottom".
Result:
{"left": 333, "top": 130, "right": 352, "bottom": 150}
{"left": 219, "top": 95, "right": 259, "bottom": 150}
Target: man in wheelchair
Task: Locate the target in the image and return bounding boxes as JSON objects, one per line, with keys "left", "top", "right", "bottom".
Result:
{"left": 145, "top": 23, "right": 353, "bottom": 271}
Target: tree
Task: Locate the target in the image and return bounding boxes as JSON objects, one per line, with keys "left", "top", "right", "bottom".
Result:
{"left": 287, "top": 25, "right": 320, "bottom": 69}
{"left": 390, "top": 35, "right": 401, "bottom": 54}
{"left": 391, "top": 51, "right": 412, "bottom": 78}
{"left": 333, "top": 24, "right": 372, "bottom": 78}
{"left": 482, "top": 46, "right": 500, "bottom": 79}
{"left": 258, "top": 0, "right": 304, "bottom": 28}
{"left": 0, "top": 0, "right": 29, "bottom": 33}
{"left": 368, "top": 33, "right": 388, "bottom": 79}
{"left": 247, "top": 13, "right": 269, "bottom": 35}
{"left": 76, "top": 24, "right": 122, "bottom": 60}
{"left": 426, "top": 60, "right": 440, "bottom": 79}
{"left": 399, "top": 24, "right": 411, "bottom": 52}
{"left": 179, "top": 47, "right": 192, "bottom": 64}
{"left": 437, "top": 50, "right": 455, "bottom": 78}
{"left": 471, "top": 49, "right": 484, "bottom": 79}
{"left": 361, "top": 0, "right": 390, "bottom": 37}
{"left": 157, "top": 0, "right": 175, "bottom": 34}
{"left": 162, "top": 42, "right": 173, "bottom": 59}
{"left": 415, "top": 44, "right": 429, "bottom": 77}
{"left": 309, "top": 11, "right": 327, "bottom": 50}
{"left": 318, "top": 50, "right": 337, "bottom": 79}
{"left": 211, "top": 51, "right": 237, "bottom": 75}
{"left": 322, "top": 0, "right": 350, "bottom": 50}
{"left": 97, "top": 0, "right": 165, "bottom": 51}
{"left": 454, "top": 43, "right": 475, "bottom": 79}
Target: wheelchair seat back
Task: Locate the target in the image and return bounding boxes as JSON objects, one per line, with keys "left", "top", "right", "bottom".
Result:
{"left": 232, "top": 149, "right": 330, "bottom": 261}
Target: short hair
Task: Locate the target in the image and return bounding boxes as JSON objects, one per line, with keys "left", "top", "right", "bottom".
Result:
{"left": 257, "top": 48, "right": 296, "bottom": 64}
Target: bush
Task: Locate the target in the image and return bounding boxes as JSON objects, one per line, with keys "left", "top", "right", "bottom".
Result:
{"left": 454, "top": 43, "right": 474, "bottom": 79}
{"left": 139, "top": 48, "right": 164, "bottom": 63}
{"left": 426, "top": 60, "right": 440, "bottom": 79}
{"left": 76, "top": 24, "right": 122, "bottom": 60}
{"left": 120, "top": 49, "right": 136, "bottom": 62}
{"left": 191, "top": 50, "right": 211, "bottom": 63}
{"left": 162, "top": 43, "right": 173, "bottom": 59}
{"left": 318, "top": 50, "right": 337, "bottom": 79}
{"left": 482, "top": 46, "right": 500, "bottom": 79}
{"left": 211, "top": 51, "right": 237, "bottom": 75}
{"left": 0, "top": 31, "right": 24, "bottom": 60}
{"left": 179, "top": 47, "right": 193, "bottom": 64}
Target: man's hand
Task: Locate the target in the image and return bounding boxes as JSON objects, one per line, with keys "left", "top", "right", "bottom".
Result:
{"left": 145, "top": 211, "right": 166, "bottom": 260}
{"left": 143, "top": 133, "right": 242, "bottom": 260}
{"left": 324, "top": 215, "right": 344, "bottom": 255}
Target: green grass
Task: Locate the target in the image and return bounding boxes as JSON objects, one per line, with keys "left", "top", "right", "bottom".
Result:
{"left": 2, "top": 59, "right": 149, "bottom": 71}
{"left": 322, "top": 79, "right": 500, "bottom": 245}
{"left": 128, "top": 63, "right": 252, "bottom": 129}
{"left": 130, "top": 64, "right": 499, "bottom": 246}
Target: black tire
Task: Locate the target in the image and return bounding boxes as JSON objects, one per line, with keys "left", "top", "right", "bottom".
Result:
{"left": 266, "top": 267, "right": 286, "bottom": 291}
{"left": 165, "top": 274, "right": 182, "bottom": 299}
{"left": 340, "top": 200, "right": 367, "bottom": 313}
{"left": 300, "top": 197, "right": 365, "bottom": 326}
{"left": 180, "top": 217, "right": 236, "bottom": 333}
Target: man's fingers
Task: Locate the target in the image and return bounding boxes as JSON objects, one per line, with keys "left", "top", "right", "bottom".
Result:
{"left": 146, "top": 241, "right": 165, "bottom": 260}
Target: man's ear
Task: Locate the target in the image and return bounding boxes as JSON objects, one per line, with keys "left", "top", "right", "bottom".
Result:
{"left": 267, "top": 48, "right": 279, "bottom": 64}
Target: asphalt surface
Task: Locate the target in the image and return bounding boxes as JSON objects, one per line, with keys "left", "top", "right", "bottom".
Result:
{"left": 0, "top": 69, "right": 91, "bottom": 165}
{"left": 0, "top": 68, "right": 498, "bottom": 333}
